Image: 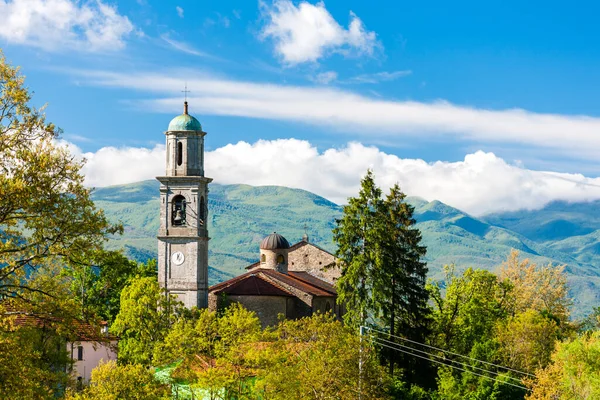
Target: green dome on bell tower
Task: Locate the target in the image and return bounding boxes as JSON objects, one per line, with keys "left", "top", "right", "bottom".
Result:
{"left": 167, "top": 101, "right": 202, "bottom": 131}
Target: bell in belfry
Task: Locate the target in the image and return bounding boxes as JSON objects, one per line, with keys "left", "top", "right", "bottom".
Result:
{"left": 173, "top": 209, "right": 184, "bottom": 225}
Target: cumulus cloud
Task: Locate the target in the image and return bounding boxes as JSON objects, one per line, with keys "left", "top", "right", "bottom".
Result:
{"left": 0, "top": 0, "right": 136, "bottom": 51}
{"left": 176, "top": 6, "right": 184, "bottom": 18}
{"left": 259, "top": 0, "right": 379, "bottom": 65}
{"left": 67, "top": 138, "right": 600, "bottom": 216}
{"left": 77, "top": 69, "right": 600, "bottom": 161}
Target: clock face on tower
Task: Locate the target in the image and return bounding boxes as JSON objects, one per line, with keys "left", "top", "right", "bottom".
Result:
{"left": 171, "top": 251, "right": 185, "bottom": 265}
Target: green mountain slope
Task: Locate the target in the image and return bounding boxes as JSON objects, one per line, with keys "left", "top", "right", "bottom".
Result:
{"left": 92, "top": 180, "right": 600, "bottom": 316}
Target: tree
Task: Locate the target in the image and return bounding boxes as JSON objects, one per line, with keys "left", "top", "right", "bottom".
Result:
{"left": 334, "top": 172, "right": 431, "bottom": 384}
{"left": 66, "top": 251, "right": 157, "bottom": 323}
{"left": 65, "top": 360, "right": 170, "bottom": 400}
{"left": 496, "top": 310, "right": 561, "bottom": 374}
{"left": 526, "top": 332, "right": 600, "bottom": 399}
{"left": 333, "top": 170, "right": 383, "bottom": 328}
{"left": 0, "top": 50, "right": 120, "bottom": 301}
{"left": 254, "top": 313, "right": 389, "bottom": 400}
{"left": 499, "top": 250, "right": 571, "bottom": 324}
{"left": 111, "top": 277, "right": 184, "bottom": 365}
{"left": 377, "top": 184, "right": 431, "bottom": 379}
{"left": 333, "top": 172, "right": 430, "bottom": 358}
{"left": 0, "top": 262, "right": 84, "bottom": 398}
{"left": 429, "top": 267, "right": 525, "bottom": 399}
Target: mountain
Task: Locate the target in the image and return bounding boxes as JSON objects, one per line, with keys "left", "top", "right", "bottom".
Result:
{"left": 92, "top": 180, "right": 600, "bottom": 317}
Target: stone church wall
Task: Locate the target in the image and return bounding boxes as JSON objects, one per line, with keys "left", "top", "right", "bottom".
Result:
{"left": 288, "top": 243, "right": 339, "bottom": 284}
{"left": 210, "top": 294, "right": 291, "bottom": 328}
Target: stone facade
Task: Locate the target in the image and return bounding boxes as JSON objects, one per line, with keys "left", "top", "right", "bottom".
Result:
{"left": 287, "top": 241, "right": 339, "bottom": 284}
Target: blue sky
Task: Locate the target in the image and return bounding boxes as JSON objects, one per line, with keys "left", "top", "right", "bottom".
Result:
{"left": 2, "top": 0, "right": 600, "bottom": 214}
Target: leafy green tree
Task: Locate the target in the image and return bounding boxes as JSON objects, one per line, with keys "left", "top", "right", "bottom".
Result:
{"left": 429, "top": 266, "right": 512, "bottom": 355}
{"left": 0, "top": 262, "right": 85, "bottom": 398}
{"left": 526, "top": 332, "right": 600, "bottom": 399}
{"left": 0, "top": 51, "right": 120, "bottom": 300}
{"left": 66, "top": 252, "right": 157, "bottom": 323}
{"left": 111, "top": 277, "right": 184, "bottom": 365}
{"left": 496, "top": 310, "right": 562, "bottom": 374}
{"left": 254, "top": 313, "right": 389, "bottom": 400}
{"left": 65, "top": 360, "right": 170, "bottom": 400}
{"left": 429, "top": 266, "right": 524, "bottom": 399}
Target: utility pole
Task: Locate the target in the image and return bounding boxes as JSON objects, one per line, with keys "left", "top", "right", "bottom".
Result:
{"left": 359, "top": 325, "right": 365, "bottom": 400}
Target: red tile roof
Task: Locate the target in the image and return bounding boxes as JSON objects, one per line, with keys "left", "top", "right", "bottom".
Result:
{"left": 213, "top": 274, "right": 294, "bottom": 297}
{"left": 210, "top": 268, "right": 335, "bottom": 298}
{"left": 5, "top": 309, "right": 116, "bottom": 342}
{"left": 259, "top": 269, "right": 334, "bottom": 297}
{"left": 288, "top": 271, "right": 337, "bottom": 295}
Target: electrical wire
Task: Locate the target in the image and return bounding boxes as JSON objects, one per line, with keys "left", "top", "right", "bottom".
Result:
{"left": 371, "top": 339, "right": 530, "bottom": 391}
{"left": 362, "top": 326, "right": 535, "bottom": 378}
{"left": 368, "top": 334, "right": 525, "bottom": 384}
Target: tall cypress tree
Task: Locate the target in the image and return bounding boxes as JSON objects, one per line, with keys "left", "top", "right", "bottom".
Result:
{"left": 333, "top": 170, "right": 382, "bottom": 328}
{"left": 334, "top": 171, "right": 431, "bottom": 383}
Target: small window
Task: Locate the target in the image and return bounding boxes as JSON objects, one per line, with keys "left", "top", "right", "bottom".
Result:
{"left": 260, "top": 254, "right": 266, "bottom": 263}
{"left": 325, "top": 301, "right": 332, "bottom": 313}
{"left": 276, "top": 254, "right": 285, "bottom": 264}
{"left": 177, "top": 142, "right": 183, "bottom": 166}
{"left": 77, "top": 346, "right": 83, "bottom": 361}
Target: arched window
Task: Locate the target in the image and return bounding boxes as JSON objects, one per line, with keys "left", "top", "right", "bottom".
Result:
{"left": 172, "top": 195, "right": 186, "bottom": 226}
{"left": 276, "top": 254, "right": 284, "bottom": 264}
{"left": 199, "top": 196, "right": 205, "bottom": 226}
{"left": 260, "top": 254, "right": 266, "bottom": 263}
{"left": 177, "top": 142, "right": 183, "bottom": 166}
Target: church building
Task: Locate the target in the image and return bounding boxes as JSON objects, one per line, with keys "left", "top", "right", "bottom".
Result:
{"left": 157, "top": 103, "right": 342, "bottom": 326}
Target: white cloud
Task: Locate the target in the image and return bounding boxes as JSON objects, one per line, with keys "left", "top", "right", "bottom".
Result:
{"left": 160, "top": 34, "right": 211, "bottom": 57}
{"left": 176, "top": 6, "right": 184, "bottom": 18}
{"left": 348, "top": 70, "right": 412, "bottom": 84}
{"left": 259, "top": 0, "right": 379, "bottom": 65}
{"left": 69, "top": 138, "right": 600, "bottom": 216}
{"left": 0, "top": 0, "right": 136, "bottom": 51}
{"left": 77, "top": 69, "right": 600, "bottom": 161}
{"left": 311, "top": 71, "right": 337, "bottom": 84}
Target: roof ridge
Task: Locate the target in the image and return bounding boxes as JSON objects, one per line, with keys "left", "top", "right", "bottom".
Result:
{"left": 288, "top": 271, "right": 337, "bottom": 295}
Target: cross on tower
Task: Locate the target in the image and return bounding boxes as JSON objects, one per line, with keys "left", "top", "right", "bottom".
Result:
{"left": 181, "top": 83, "right": 191, "bottom": 102}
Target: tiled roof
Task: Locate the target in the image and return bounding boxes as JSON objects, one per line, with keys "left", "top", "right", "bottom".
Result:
{"left": 210, "top": 268, "right": 335, "bottom": 298}
{"left": 5, "top": 305, "right": 116, "bottom": 342}
{"left": 259, "top": 269, "right": 334, "bottom": 297}
{"left": 288, "top": 271, "right": 337, "bottom": 295}
{"left": 212, "top": 274, "right": 294, "bottom": 297}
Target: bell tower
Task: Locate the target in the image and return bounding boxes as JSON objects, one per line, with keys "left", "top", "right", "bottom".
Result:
{"left": 157, "top": 101, "right": 212, "bottom": 309}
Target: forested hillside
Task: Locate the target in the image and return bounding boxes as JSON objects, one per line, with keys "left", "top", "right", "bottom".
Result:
{"left": 94, "top": 180, "right": 600, "bottom": 316}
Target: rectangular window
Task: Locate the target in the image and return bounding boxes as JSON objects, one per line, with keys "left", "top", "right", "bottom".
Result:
{"left": 77, "top": 346, "right": 83, "bottom": 361}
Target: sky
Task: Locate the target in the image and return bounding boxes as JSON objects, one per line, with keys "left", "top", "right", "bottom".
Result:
{"left": 2, "top": 0, "right": 600, "bottom": 216}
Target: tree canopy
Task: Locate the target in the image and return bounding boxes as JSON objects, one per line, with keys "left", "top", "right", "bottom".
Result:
{"left": 0, "top": 50, "right": 120, "bottom": 301}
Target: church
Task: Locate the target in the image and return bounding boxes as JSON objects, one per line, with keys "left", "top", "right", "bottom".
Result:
{"left": 156, "top": 102, "right": 342, "bottom": 326}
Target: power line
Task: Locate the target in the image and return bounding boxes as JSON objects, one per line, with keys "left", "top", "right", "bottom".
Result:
{"left": 362, "top": 326, "right": 534, "bottom": 378}
{"left": 368, "top": 334, "right": 525, "bottom": 384}
{"left": 371, "top": 339, "right": 530, "bottom": 392}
